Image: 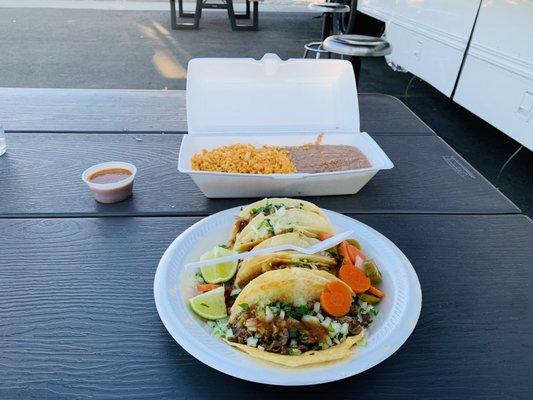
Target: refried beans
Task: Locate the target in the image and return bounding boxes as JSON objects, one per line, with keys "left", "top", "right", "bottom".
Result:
{"left": 285, "top": 144, "right": 371, "bottom": 173}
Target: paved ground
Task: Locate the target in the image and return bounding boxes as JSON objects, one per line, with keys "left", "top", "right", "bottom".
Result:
{"left": 0, "top": 5, "right": 531, "bottom": 215}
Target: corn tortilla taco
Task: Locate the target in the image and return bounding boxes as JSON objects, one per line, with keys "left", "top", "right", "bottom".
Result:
{"left": 235, "top": 251, "right": 337, "bottom": 289}
{"left": 228, "top": 198, "right": 332, "bottom": 250}
{"left": 226, "top": 269, "right": 366, "bottom": 367}
{"left": 232, "top": 208, "right": 333, "bottom": 252}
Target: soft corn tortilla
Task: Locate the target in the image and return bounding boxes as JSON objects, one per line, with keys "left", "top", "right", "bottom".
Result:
{"left": 253, "top": 232, "right": 319, "bottom": 250}
{"left": 228, "top": 269, "right": 362, "bottom": 367}
{"left": 239, "top": 198, "right": 327, "bottom": 219}
{"left": 235, "top": 251, "right": 337, "bottom": 289}
{"left": 233, "top": 208, "right": 333, "bottom": 252}
{"left": 227, "top": 331, "right": 365, "bottom": 367}
{"left": 229, "top": 198, "right": 329, "bottom": 247}
{"left": 230, "top": 269, "right": 349, "bottom": 320}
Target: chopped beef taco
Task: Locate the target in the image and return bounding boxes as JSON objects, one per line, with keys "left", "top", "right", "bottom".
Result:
{"left": 229, "top": 198, "right": 332, "bottom": 250}
{"left": 227, "top": 268, "right": 366, "bottom": 367}
{"left": 234, "top": 251, "right": 338, "bottom": 289}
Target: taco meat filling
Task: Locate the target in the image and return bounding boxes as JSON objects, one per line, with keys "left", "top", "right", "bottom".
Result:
{"left": 228, "top": 298, "right": 376, "bottom": 355}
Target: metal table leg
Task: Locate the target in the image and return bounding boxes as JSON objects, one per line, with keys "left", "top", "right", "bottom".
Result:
{"left": 170, "top": 0, "right": 202, "bottom": 29}
{"left": 227, "top": 1, "right": 258, "bottom": 31}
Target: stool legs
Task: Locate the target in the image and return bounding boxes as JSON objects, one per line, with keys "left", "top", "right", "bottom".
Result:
{"left": 349, "top": 56, "right": 362, "bottom": 86}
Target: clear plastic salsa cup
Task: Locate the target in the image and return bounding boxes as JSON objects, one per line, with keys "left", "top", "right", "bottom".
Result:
{"left": 82, "top": 161, "right": 137, "bottom": 203}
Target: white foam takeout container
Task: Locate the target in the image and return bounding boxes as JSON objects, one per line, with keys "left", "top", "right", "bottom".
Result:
{"left": 178, "top": 54, "right": 393, "bottom": 198}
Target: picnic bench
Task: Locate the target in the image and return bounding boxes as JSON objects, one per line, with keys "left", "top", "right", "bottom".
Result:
{"left": 170, "top": 0, "right": 259, "bottom": 30}
{"left": 0, "top": 88, "right": 531, "bottom": 399}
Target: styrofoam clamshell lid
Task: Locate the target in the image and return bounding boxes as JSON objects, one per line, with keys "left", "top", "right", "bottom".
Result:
{"left": 186, "top": 54, "right": 360, "bottom": 135}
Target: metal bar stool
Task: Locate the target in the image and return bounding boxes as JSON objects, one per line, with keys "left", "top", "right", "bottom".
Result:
{"left": 303, "top": 3, "right": 350, "bottom": 59}
{"left": 170, "top": 0, "right": 259, "bottom": 31}
{"left": 322, "top": 34, "right": 392, "bottom": 84}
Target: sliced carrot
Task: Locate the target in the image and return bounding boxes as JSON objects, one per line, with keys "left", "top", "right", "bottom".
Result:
{"left": 317, "top": 232, "right": 334, "bottom": 241}
{"left": 339, "top": 262, "right": 371, "bottom": 293}
{"left": 320, "top": 281, "right": 352, "bottom": 317}
{"left": 367, "top": 285, "right": 385, "bottom": 298}
{"left": 347, "top": 244, "right": 366, "bottom": 265}
{"left": 196, "top": 283, "right": 221, "bottom": 292}
{"left": 337, "top": 241, "right": 351, "bottom": 263}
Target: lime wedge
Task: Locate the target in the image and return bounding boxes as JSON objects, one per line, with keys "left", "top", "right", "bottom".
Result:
{"left": 189, "top": 286, "right": 227, "bottom": 320}
{"left": 199, "top": 246, "right": 238, "bottom": 283}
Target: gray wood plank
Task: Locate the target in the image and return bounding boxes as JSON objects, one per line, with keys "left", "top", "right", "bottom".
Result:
{"left": 0, "top": 133, "right": 518, "bottom": 217}
{"left": 0, "top": 88, "right": 434, "bottom": 134}
{"left": 358, "top": 94, "right": 433, "bottom": 134}
{"left": 0, "top": 214, "right": 531, "bottom": 399}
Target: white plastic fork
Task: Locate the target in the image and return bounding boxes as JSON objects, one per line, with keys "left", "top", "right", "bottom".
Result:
{"left": 184, "top": 230, "right": 354, "bottom": 269}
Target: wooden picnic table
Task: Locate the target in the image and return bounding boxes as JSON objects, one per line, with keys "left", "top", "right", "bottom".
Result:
{"left": 0, "top": 89, "right": 531, "bottom": 399}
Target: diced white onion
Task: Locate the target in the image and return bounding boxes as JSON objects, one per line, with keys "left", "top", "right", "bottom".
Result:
{"left": 275, "top": 206, "right": 286, "bottom": 217}
{"left": 279, "top": 309, "right": 285, "bottom": 320}
{"left": 329, "top": 321, "right": 341, "bottom": 337}
{"left": 245, "top": 318, "right": 257, "bottom": 331}
{"left": 325, "top": 336, "right": 333, "bottom": 346}
{"left": 290, "top": 339, "right": 297, "bottom": 347}
{"left": 246, "top": 337, "right": 258, "bottom": 347}
{"left": 313, "top": 302, "right": 321, "bottom": 314}
{"left": 225, "top": 328, "right": 234, "bottom": 339}
{"left": 265, "top": 306, "right": 274, "bottom": 322}
{"left": 257, "top": 346, "right": 265, "bottom": 351}
{"left": 340, "top": 322, "right": 349, "bottom": 335}
{"left": 333, "top": 338, "right": 340, "bottom": 345}
{"left": 301, "top": 315, "right": 320, "bottom": 324}
{"left": 316, "top": 313, "right": 324, "bottom": 322}
{"left": 321, "top": 317, "right": 332, "bottom": 328}
{"left": 230, "top": 288, "right": 242, "bottom": 297}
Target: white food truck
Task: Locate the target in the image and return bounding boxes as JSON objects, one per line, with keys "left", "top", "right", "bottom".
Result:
{"left": 341, "top": 0, "right": 532, "bottom": 150}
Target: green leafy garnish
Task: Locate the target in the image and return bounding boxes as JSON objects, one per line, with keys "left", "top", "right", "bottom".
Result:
{"left": 288, "top": 348, "right": 302, "bottom": 356}
{"left": 195, "top": 272, "right": 205, "bottom": 284}
{"left": 249, "top": 203, "right": 282, "bottom": 217}
{"left": 200, "top": 303, "right": 210, "bottom": 308}
{"left": 258, "top": 218, "right": 275, "bottom": 235}
{"left": 239, "top": 303, "right": 249, "bottom": 311}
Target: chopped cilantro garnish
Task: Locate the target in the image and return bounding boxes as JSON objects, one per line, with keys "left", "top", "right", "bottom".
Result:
{"left": 288, "top": 348, "right": 302, "bottom": 356}
{"left": 249, "top": 203, "right": 282, "bottom": 217}
{"left": 218, "top": 244, "right": 229, "bottom": 249}
{"left": 285, "top": 304, "right": 309, "bottom": 319}
{"left": 200, "top": 303, "right": 209, "bottom": 308}
{"left": 259, "top": 218, "right": 275, "bottom": 235}
{"left": 239, "top": 303, "right": 249, "bottom": 311}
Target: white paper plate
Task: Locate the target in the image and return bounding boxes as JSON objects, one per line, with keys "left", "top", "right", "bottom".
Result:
{"left": 154, "top": 207, "right": 422, "bottom": 386}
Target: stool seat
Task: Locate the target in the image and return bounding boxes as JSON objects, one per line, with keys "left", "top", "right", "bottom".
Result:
{"left": 322, "top": 34, "right": 392, "bottom": 57}
{"left": 308, "top": 3, "right": 350, "bottom": 13}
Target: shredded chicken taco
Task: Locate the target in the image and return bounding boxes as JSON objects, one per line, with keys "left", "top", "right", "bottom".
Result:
{"left": 229, "top": 198, "right": 333, "bottom": 251}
